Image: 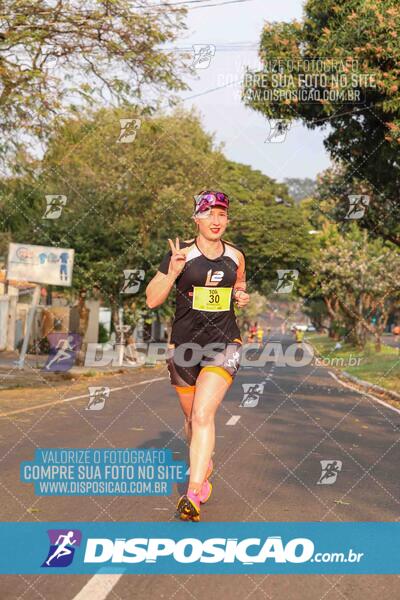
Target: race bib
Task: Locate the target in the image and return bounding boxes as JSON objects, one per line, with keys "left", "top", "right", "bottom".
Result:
{"left": 192, "top": 286, "right": 232, "bottom": 312}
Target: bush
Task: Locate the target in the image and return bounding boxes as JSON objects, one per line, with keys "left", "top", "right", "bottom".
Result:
{"left": 98, "top": 323, "right": 109, "bottom": 343}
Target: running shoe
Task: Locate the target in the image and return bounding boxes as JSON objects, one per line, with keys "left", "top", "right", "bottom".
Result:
{"left": 199, "top": 479, "right": 213, "bottom": 504}
{"left": 175, "top": 489, "right": 201, "bottom": 522}
{"left": 199, "top": 459, "right": 214, "bottom": 504}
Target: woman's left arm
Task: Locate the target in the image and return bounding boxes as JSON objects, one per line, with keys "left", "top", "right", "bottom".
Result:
{"left": 234, "top": 252, "right": 250, "bottom": 307}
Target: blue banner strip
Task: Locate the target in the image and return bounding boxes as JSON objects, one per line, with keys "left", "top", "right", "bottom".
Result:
{"left": 0, "top": 522, "right": 398, "bottom": 574}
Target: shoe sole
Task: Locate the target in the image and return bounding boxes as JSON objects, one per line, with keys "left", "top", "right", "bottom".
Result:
{"left": 200, "top": 480, "right": 213, "bottom": 504}
{"left": 175, "top": 495, "right": 200, "bottom": 522}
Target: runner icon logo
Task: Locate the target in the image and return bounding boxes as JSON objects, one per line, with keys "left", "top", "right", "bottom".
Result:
{"left": 121, "top": 269, "right": 145, "bottom": 294}
{"left": 317, "top": 460, "right": 343, "bottom": 485}
{"left": 86, "top": 386, "right": 110, "bottom": 411}
{"left": 43, "top": 333, "right": 82, "bottom": 372}
{"left": 41, "top": 529, "right": 82, "bottom": 568}
{"left": 265, "top": 119, "right": 290, "bottom": 143}
{"left": 345, "top": 195, "right": 370, "bottom": 220}
{"left": 225, "top": 351, "right": 241, "bottom": 370}
{"left": 191, "top": 45, "right": 216, "bottom": 69}
{"left": 43, "top": 195, "right": 67, "bottom": 220}
{"left": 240, "top": 382, "right": 266, "bottom": 408}
{"left": 116, "top": 119, "right": 142, "bottom": 143}
{"left": 275, "top": 270, "right": 299, "bottom": 294}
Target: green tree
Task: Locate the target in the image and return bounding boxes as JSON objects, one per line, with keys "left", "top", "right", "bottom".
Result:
{"left": 284, "top": 177, "right": 317, "bottom": 203}
{"left": 0, "top": 0, "right": 189, "bottom": 169}
{"left": 308, "top": 223, "right": 400, "bottom": 349}
{"left": 1, "top": 107, "right": 315, "bottom": 331}
{"left": 0, "top": 107, "right": 225, "bottom": 328}
{"left": 243, "top": 0, "right": 400, "bottom": 245}
{"left": 311, "top": 164, "right": 399, "bottom": 244}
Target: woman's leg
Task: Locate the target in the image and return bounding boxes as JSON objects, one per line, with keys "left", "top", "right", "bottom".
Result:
{"left": 174, "top": 385, "right": 195, "bottom": 444}
{"left": 188, "top": 368, "right": 232, "bottom": 493}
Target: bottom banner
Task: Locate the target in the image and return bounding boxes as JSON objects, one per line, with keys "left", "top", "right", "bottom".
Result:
{"left": 0, "top": 522, "right": 398, "bottom": 574}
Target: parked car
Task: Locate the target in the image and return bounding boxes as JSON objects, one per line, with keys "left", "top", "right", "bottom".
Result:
{"left": 292, "top": 324, "right": 308, "bottom": 332}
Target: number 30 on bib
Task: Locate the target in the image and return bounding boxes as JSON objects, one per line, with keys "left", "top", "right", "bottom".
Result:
{"left": 192, "top": 286, "right": 232, "bottom": 312}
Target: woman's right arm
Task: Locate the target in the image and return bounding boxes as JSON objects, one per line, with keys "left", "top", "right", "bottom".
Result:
{"left": 145, "top": 271, "right": 177, "bottom": 309}
{"left": 145, "top": 237, "right": 186, "bottom": 309}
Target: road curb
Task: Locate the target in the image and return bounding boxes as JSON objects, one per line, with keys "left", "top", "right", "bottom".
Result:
{"left": 339, "top": 370, "right": 400, "bottom": 402}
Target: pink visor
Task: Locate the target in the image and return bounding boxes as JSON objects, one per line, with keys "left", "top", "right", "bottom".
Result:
{"left": 193, "top": 191, "right": 230, "bottom": 215}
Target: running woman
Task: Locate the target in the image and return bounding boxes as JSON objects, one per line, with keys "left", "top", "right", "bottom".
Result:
{"left": 145, "top": 190, "right": 249, "bottom": 521}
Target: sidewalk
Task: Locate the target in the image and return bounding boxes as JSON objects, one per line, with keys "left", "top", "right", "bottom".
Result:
{"left": 0, "top": 350, "right": 159, "bottom": 390}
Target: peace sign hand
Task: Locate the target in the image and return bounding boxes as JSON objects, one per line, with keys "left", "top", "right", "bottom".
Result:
{"left": 167, "top": 237, "right": 186, "bottom": 278}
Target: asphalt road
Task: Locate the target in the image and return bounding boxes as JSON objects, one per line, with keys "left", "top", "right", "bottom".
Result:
{"left": 0, "top": 334, "right": 399, "bottom": 599}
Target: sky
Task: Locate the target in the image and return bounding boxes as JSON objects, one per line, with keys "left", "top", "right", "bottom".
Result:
{"left": 171, "top": 0, "right": 331, "bottom": 182}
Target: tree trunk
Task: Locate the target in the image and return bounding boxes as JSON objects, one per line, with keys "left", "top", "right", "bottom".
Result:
{"left": 110, "top": 300, "right": 121, "bottom": 344}
{"left": 374, "top": 308, "right": 388, "bottom": 353}
{"left": 323, "top": 296, "right": 341, "bottom": 338}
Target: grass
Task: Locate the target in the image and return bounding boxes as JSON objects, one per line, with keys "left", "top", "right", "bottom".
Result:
{"left": 306, "top": 333, "right": 400, "bottom": 395}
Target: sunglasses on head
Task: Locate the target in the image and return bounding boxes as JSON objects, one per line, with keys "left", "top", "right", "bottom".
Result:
{"left": 193, "top": 191, "right": 230, "bottom": 214}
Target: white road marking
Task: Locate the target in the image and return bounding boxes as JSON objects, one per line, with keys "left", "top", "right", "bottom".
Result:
{"left": 0, "top": 377, "right": 169, "bottom": 418}
{"left": 72, "top": 572, "right": 123, "bottom": 600}
{"left": 226, "top": 415, "right": 241, "bottom": 425}
{"left": 329, "top": 371, "right": 400, "bottom": 416}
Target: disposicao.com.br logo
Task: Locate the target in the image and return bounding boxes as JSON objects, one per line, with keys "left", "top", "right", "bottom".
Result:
{"left": 83, "top": 536, "right": 363, "bottom": 565}
{"left": 1, "top": 522, "right": 393, "bottom": 574}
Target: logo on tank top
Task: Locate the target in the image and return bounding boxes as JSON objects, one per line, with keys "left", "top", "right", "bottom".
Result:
{"left": 205, "top": 269, "right": 224, "bottom": 286}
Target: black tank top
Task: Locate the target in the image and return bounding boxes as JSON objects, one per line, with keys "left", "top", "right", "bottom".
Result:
{"left": 157, "top": 238, "right": 244, "bottom": 346}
